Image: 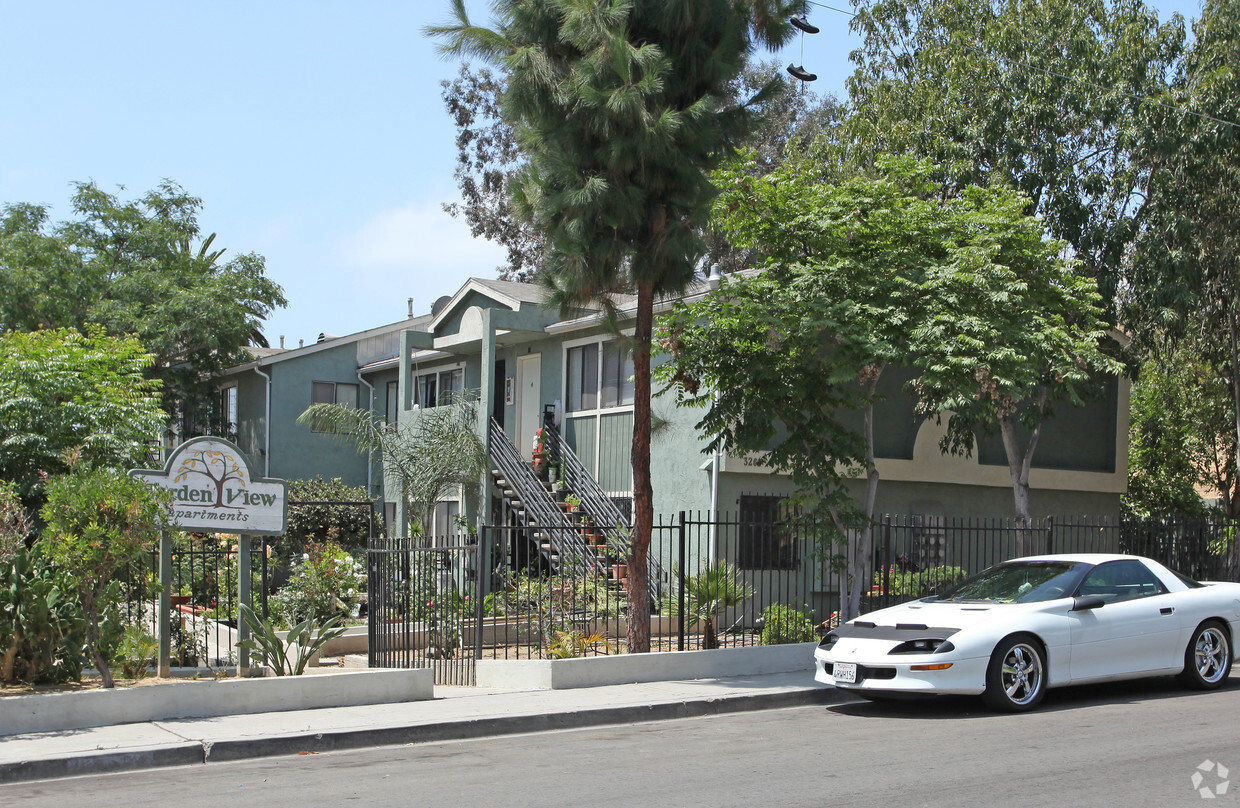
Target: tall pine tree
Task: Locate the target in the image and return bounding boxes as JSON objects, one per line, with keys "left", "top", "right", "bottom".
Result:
{"left": 429, "top": 0, "right": 805, "bottom": 651}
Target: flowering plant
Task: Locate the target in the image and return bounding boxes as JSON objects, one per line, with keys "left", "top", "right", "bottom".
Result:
{"left": 270, "top": 542, "right": 366, "bottom": 628}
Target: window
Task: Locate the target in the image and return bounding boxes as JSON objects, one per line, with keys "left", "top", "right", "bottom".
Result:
{"left": 415, "top": 368, "right": 463, "bottom": 408}
{"left": 1077, "top": 560, "right": 1167, "bottom": 603}
{"left": 430, "top": 500, "right": 461, "bottom": 541}
{"left": 601, "top": 342, "right": 635, "bottom": 408}
{"left": 737, "top": 495, "right": 798, "bottom": 570}
{"left": 567, "top": 340, "right": 632, "bottom": 412}
{"left": 309, "top": 381, "right": 358, "bottom": 432}
{"left": 218, "top": 385, "right": 238, "bottom": 438}
{"left": 386, "top": 381, "right": 399, "bottom": 424}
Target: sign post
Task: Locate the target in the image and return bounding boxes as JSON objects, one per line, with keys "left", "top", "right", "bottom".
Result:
{"left": 132, "top": 438, "right": 287, "bottom": 678}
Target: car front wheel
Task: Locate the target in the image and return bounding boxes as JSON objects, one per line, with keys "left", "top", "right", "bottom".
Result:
{"left": 983, "top": 634, "right": 1046, "bottom": 712}
{"left": 1178, "top": 620, "right": 1232, "bottom": 690}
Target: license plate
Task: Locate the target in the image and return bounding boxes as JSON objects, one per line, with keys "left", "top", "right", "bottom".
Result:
{"left": 833, "top": 662, "right": 858, "bottom": 684}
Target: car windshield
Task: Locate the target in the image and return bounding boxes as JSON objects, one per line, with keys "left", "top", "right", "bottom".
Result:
{"left": 931, "top": 560, "right": 1092, "bottom": 603}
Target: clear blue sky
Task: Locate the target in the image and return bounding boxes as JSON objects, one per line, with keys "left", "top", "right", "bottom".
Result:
{"left": 0, "top": 1, "right": 1203, "bottom": 349}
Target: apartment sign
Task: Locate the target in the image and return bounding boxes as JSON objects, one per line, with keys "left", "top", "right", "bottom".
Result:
{"left": 132, "top": 438, "right": 287, "bottom": 535}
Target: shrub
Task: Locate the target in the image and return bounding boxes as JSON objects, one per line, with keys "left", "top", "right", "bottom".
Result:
{"left": 759, "top": 602, "right": 817, "bottom": 645}
{"left": 875, "top": 565, "right": 968, "bottom": 597}
{"left": 113, "top": 625, "right": 159, "bottom": 680}
{"left": 269, "top": 541, "right": 365, "bottom": 628}
{"left": 0, "top": 544, "right": 87, "bottom": 684}
{"left": 40, "top": 467, "right": 172, "bottom": 687}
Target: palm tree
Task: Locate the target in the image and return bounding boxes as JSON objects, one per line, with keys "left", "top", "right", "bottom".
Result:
{"left": 428, "top": 0, "right": 805, "bottom": 652}
{"left": 680, "top": 561, "right": 755, "bottom": 650}
{"left": 298, "top": 393, "right": 488, "bottom": 537}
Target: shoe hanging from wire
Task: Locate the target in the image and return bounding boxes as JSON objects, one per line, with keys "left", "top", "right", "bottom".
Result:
{"left": 790, "top": 13, "right": 820, "bottom": 34}
{"left": 786, "top": 13, "right": 819, "bottom": 82}
{"left": 787, "top": 63, "right": 818, "bottom": 82}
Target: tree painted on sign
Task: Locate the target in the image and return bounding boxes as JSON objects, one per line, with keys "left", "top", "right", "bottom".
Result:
{"left": 174, "top": 448, "right": 247, "bottom": 508}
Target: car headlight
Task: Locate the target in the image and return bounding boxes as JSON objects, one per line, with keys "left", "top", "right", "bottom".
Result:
{"left": 818, "top": 632, "right": 839, "bottom": 650}
{"left": 888, "top": 638, "right": 955, "bottom": 655}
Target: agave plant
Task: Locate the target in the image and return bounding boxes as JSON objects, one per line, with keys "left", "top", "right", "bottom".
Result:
{"left": 236, "top": 602, "right": 348, "bottom": 676}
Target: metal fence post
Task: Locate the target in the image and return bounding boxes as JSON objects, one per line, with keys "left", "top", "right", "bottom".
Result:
{"left": 474, "top": 526, "right": 488, "bottom": 670}
{"left": 1046, "top": 516, "right": 1055, "bottom": 556}
{"left": 678, "top": 511, "right": 687, "bottom": 652}
{"left": 881, "top": 516, "right": 892, "bottom": 609}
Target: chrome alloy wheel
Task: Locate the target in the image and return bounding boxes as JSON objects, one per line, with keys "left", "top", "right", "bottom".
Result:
{"left": 1000, "top": 642, "right": 1044, "bottom": 706}
{"left": 1194, "top": 626, "right": 1230, "bottom": 685}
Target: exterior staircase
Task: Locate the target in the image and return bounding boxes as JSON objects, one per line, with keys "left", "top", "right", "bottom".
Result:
{"left": 488, "top": 418, "right": 616, "bottom": 577}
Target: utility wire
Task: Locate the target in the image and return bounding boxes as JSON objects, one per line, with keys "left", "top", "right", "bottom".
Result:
{"left": 803, "top": 0, "right": 1240, "bottom": 131}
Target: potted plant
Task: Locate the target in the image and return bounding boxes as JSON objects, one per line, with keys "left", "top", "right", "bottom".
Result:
{"left": 531, "top": 428, "right": 550, "bottom": 478}
{"left": 553, "top": 479, "right": 568, "bottom": 502}
{"left": 564, "top": 493, "right": 581, "bottom": 513}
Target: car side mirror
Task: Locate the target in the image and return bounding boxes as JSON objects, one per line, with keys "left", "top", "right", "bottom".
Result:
{"left": 1071, "top": 595, "right": 1105, "bottom": 611}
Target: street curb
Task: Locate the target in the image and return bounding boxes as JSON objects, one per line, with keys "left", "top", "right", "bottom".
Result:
{"left": 0, "top": 687, "right": 833, "bottom": 783}
{"left": 0, "top": 743, "right": 206, "bottom": 784}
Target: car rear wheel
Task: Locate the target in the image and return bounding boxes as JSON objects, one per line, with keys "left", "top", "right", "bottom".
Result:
{"left": 983, "top": 634, "right": 1046, "bottom": 712}
{"left": 1178, "top": 620, "right": 1232, "bottom": 690}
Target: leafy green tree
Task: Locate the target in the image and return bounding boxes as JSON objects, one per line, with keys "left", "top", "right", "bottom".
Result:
{"left": 298, "top": 394, "right": 488, "bottom": 536}
{"left": 0, "top": 329, "right": 165, "bottom": 505}
{"left": 906, "top": 186, "right": 1122, "bottom": 543}
{"left": 662, "top": 153, "right": 1119, "bottom": 614}
{"left": 1125, "top": 336, "right": 1235, "bottom": 517}
{"left": 439, "top": 58, "right": 843, "bottom": 280}
{"left": 441, "top": 63, "right": 549, "bottom": 282}
{"left": 0, "top": 181, "right": 286, "bottom": 430}
{"left": 847, "top": 0, "right": 1185, "bottom": 307}
{"left": 40, "top": 467, "right": 173, "bottom": 688}
{"left": 1128, "top": 0, "right": 1240, "bottom": 516}
{"left": 429, "top": 0, "right": 807, "bottom": 653}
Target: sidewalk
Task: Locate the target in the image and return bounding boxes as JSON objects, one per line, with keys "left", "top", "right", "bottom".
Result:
{"left": 0, "top": 671, "right": 834, "bottom": 784}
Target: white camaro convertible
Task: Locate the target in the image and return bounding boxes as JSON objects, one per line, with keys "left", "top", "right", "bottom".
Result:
{"left": 814, "top": 554, "right": 1240, "bottom": 711}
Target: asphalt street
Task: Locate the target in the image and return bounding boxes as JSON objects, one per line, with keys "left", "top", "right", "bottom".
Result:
{"left": 5, "top": 676, "right": 1239, "bottom": 807}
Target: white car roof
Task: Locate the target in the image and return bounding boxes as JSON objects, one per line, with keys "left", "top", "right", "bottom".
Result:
{"left": 1010, "top": 553, "right": 1137, "bottom": 564}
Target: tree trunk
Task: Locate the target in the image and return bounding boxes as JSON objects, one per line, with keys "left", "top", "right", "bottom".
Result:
{"left": 703, "top": 616, "right": 718, "bottom": 650}
{"left": 625, "top": 281, "right": 655, "bottom": 654}
{"left": 842, "top": 370, "right": 883, "bottom": 621}
{"left": 83, "top": 595, "right": 115, "bottom": 688}
{"left": 999, "top": 388, "right": 1046, "bottom": 555}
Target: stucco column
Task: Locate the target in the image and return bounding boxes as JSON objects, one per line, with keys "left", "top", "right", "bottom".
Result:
{"left": 470, "top": 309, "right": 497, "bottom": 531}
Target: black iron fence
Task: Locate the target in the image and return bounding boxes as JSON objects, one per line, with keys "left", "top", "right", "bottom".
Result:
{"left": 367, "top": 535, "right": 482, "bottom": 685}
{"left": 123, "top": 534, "right": 272, "bottom": 669}
{"left": 851, "top": 515, "right": 1240, "bottom": 613}
{"left": 365, "top": 513, "right": 1238, "bottom": 682}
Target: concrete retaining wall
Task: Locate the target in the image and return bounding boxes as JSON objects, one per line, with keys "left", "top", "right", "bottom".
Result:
{"left": 0, "top": 668, "right": 434, "bottom": 737}
{"left": 475, "top": 641, "right": 817, "bottom": 690}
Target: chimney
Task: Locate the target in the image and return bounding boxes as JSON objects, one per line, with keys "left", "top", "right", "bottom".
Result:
{"left": 279, "top": 335, "right": 285, "bottom": 349}
{"left": 408, "top": 297, "right": 414, "bottom": 318}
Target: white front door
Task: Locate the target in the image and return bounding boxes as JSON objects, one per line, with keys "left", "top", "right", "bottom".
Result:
{"left": 517, "top": 353, "right": 542, "bottom": 457}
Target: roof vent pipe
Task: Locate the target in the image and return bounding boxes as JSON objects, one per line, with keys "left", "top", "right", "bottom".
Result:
{"left": 707, "top": 263, "right": 723, "bottom": 291}
{"left": 408, "top": 297, "right": 414, "bottom": 318}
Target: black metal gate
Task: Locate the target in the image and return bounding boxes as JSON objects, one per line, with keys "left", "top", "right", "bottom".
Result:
{"left": 367, "top": 535, "right": 483, "bottom": 685}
